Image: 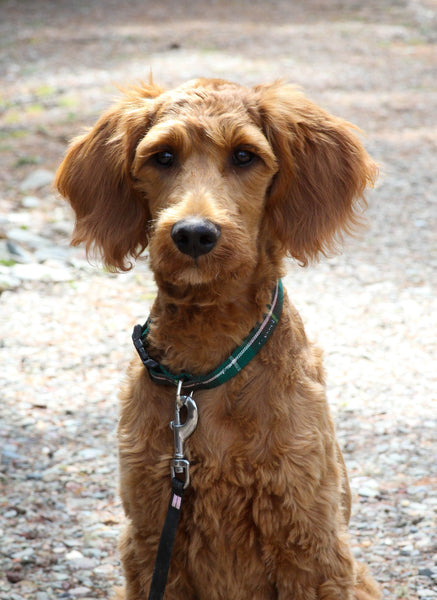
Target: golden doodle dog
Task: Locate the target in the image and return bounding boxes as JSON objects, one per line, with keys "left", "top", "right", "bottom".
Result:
{"left": 56, "top": 78, "right": 380, "bottom": 600}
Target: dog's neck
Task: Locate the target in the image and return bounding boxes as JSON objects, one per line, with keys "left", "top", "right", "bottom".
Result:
{"left": 146, "top": 271, "right": 280, "bottom": 376}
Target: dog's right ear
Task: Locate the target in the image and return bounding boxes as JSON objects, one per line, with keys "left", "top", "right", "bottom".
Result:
{"left": 55, "top": 83, "right": 164, "bottom": 271}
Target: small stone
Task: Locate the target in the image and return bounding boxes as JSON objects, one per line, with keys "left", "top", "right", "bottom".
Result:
{"left": 12, "top": 547, "right": 34, "bottom": 560}
{"left": 7, "top": 227, "right": 51, "bottom": 249}
{"left": 20, "top": 169, "right": 54, "bottom": 191}
{"left": 66, "top": 549, "right": 84, "bottom": 561}
{"left": 22, "top": 195, "right": 41, "bottom": 208}
{"left": 76, "top": 557, "right": 98, "bottom": 570}
{"left": 357, "top": 485, "right": 379, "bottom": 498}
{"left": 2, "top": 444, "right": 22, "bottom": 460}
{"left": 400, "top": 544, "right": 414, "bottom": 556}
{"left": 78, "top": 448, "right": 103, "bottom": 460}
{"left": 417, "top": 588, "right": 437, "bottom": 599}
{"left": 419, "top": 568, "right": 434, "bottom": 578}
{"left": 34, "top": 245, "right": 72, "bottom": 262}
{"left": 6, "top": 241, "right": 35, "bottom": 263}
{"left": 416, "top": 537, "right": 434, "bottom": 551}
{"left": 64, "top": 549, "right": 98, "bottom": 570}
{"left": 11, "top": 262, "right": 73, "bottom": 282}
{"left": 7, "top": 570, "right": 24, "bottom": 583}
{"left": 26, "top": 472, "right": 43, "bottom": 480}
{"left": 94, "top": 563, "right": 115, "bottom": 575}
{"left": 69, "top": 586, "right": 92, "bottom": 597}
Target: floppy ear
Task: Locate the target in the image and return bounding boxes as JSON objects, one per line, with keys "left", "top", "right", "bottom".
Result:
{"left": 55, "top": 83, "right": 164, "bottom": 271}
{"left": 255, "top": 83, "right": 378, "bottom": 264}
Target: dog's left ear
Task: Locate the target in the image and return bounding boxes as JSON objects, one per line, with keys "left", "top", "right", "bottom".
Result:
{"left": 255, "top": 83, "right": 378, "bottom": 264}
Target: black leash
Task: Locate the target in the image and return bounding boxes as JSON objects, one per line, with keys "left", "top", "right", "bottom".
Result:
{"left": 148, "top": 477, "right": 185, "bottom": 600}
{"left": 147, "top": 383, "right": 198, "bottom": 600}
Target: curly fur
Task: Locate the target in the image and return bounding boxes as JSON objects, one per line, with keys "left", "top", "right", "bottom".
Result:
{"left": 56, "top": 78, "right": 380, "bottom": 599}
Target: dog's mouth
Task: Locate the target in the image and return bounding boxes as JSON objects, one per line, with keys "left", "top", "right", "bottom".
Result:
{"left": 148, "top": 217, "right": 256, "bottom": 290}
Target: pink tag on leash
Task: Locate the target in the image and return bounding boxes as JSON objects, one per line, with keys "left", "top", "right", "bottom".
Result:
{"left": 172, "top": 493, "right": 182, "bottom": 510}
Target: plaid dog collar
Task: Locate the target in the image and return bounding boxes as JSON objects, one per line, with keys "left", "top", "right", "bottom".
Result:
{"left": 132, "top": 280, "right": 283, "bottom": 392}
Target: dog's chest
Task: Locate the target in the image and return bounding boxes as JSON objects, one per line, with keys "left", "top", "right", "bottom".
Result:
{"left": 186, "top": 382, "right": 273, "bottom": 470}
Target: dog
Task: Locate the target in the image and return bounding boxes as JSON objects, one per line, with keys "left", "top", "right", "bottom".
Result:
{"left": 56, "top": 78, "right": 380, "bottom": 599}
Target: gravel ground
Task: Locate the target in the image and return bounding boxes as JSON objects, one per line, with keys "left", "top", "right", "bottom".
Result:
{"left": 1, "top": 1, "right": 436, "bottom": 599}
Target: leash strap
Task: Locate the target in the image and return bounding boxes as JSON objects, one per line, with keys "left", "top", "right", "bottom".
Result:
{"left": 133, "top": 279, "right": 283, "bottom": 391}
{"left": 148, "top": 477, "right": 185, "bottom": 600}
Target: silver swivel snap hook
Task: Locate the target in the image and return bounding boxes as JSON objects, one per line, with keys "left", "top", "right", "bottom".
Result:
{"left": 170, "top": 380, "right": 198, "bottom": 488}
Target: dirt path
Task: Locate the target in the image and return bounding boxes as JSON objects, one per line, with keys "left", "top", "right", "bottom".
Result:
{"left": 1, "top": 1, "right": 436, "bottom": 598}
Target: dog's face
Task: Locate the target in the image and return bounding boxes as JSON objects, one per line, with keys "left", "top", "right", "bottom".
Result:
{"left": 56, "top": 79, "right": 377, "bottom": 292}
{"left": 131, "top": 82, "right": 278, "bottom": 290}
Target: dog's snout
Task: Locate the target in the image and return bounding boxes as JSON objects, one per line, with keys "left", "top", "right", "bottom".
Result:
{"left": 171, "top": 217, "right": 221, "bottom": 259}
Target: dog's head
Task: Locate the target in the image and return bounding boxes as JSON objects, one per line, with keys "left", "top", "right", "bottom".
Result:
{"left": 56, "top": 78, "right": 377, "bottom": 292}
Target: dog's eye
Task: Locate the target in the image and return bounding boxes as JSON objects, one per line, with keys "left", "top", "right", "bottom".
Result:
{"left": 232, "top": 149, "right": 256, "bottom": 167}
{"left": 153, "top": 150, "right": 175, "bottom": 167}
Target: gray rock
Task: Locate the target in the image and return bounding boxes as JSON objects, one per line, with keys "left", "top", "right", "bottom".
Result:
{"left": 34, "top": 245, "right": 72, "bottom": 263}
{"left": 6, "top": 241, "right": 35, "bottom": 263}
{"left": 78, "top": 448, "right": 103, "bottom": 461}
{"left": 69, "top": 586, "right": 92, "bottom": 597}
{"left": 419, "top": 568, "right": 434, "bottom": 578}
{"left": 21, "top": 195, "right": 41, "bottom": 208}
{"left": 417, "top": 588, "right": 437, "bottom": 599}
{"left": 6, "top": 227, "right": 51, "bottom": 250}
{"left": 10, "top": 263, "right": 73, "bottom": 282}
{"left": 20, "top": 169, "right": 54, "bottom": 191}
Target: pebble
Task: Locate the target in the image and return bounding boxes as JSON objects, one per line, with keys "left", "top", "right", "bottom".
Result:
{"left": 21, "top": 195, "right": 41, "bottom": 208}
{"left": 6, "top": 227, "right": 52, "bottom": 250}
{"left": 65, "top": 550, "right": 97, "bottom": 571}
{"left": 65, "top": 549, "right": 84, "bottom": 561}
{"left": 352, "top": 477, "right": 381, "bottom": 498}
{"left": 10, "top": 262, "right": 74, "bottom": 282}
{"left": 19, "top": 169, "right": 54, "bottom": 191}
{"left": 77, "top": 448, "right": 104, "bottom": 460}
{"left": 417, "top": 589, "right": 437, "bottom": 599}
{"left": 419, "top": 568, "right": 434, "bottom": 578}
{"left": 69, "top": 587, "right": 92, "bottom": 597}
{"left": 5, "top": 241, "right": 35, "bottom": 263}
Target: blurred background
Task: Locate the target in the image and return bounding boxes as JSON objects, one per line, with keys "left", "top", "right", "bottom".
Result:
{"left": 1, "top": 1, "right": 436, "bottom": 599}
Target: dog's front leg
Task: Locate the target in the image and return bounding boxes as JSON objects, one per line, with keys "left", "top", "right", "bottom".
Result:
{"left": 252, "top": 465, "right": 356, "bottom": 600}
{"left": 272, "top": 535, "right": 356, "bottom": 600}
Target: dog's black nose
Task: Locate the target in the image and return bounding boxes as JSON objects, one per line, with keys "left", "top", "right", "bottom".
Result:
{"left": 171, "top": 217, "right": 221, "bottom": 258}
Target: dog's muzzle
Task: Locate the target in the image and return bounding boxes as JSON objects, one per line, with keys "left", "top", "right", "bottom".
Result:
{"left": 171, "top": 217, "right": 221, "bottom": 259}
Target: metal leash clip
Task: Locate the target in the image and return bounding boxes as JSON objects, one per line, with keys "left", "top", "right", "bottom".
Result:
{"left": 170, "top": 380, "right": 198, "bottom": 488}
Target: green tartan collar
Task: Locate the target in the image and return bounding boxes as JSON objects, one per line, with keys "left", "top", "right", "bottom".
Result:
{"left": 132, "top": 280, "right": 283, "bottom": 392}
